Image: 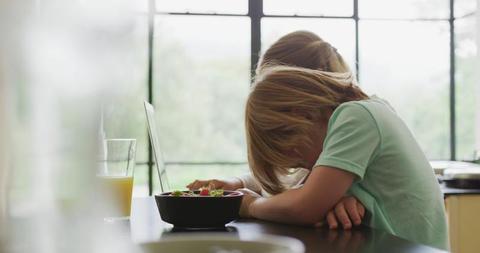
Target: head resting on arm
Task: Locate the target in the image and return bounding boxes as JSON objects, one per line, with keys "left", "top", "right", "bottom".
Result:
{"left": 246, "top": 66, "right": 368, "bottom": 195}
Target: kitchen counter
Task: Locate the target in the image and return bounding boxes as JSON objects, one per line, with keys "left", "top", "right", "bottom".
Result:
{"left": 130, "top": 197, "right": 447, "bottom": 253}
{"left": 432, "top": 160, "right": 480, "bottom": 196}
{"left": 441, "top": 183, "right": 480, "bottom": 195}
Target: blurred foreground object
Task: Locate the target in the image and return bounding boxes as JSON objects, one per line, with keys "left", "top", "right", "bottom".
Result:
{"left": 0, "top": 0, "right": 143, "bottom": 252}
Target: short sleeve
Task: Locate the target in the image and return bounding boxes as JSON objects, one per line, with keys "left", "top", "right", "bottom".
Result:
{"left": 236, "top": 173, "right": 262, "bottom": 193}
{"left": 315, "top": 103, "right": 381, "bottom": 180}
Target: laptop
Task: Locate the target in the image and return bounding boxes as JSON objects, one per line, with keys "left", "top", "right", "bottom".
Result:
{"left": 144, "top": 101, "right": 170, "bottom": 192}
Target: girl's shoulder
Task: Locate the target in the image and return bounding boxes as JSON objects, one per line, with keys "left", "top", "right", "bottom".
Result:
{"left": 339, "top": 95, "right": 394, "bottom": 111}
{"left": 334, "top": 95, "right": 397, "bottom": 123}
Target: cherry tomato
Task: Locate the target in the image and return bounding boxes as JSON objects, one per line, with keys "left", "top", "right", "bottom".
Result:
{"left": 199, "top": 188, "right": 210, "bottom": 196}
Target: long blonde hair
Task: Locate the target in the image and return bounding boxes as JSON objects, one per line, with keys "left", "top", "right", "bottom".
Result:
{"left": 246, "top": 66, "right": 368, "bottom": 195}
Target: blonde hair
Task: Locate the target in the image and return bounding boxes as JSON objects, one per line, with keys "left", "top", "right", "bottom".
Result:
{"left": 246, "top": 66, "right": 368, "bottom": 195}
{"left": 258, "top": 30, "right": 351, "bottom": 73}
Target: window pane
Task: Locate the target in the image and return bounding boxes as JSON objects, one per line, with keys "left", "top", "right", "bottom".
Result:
{"left": 156, "top": 0, "right": 247, "bottom": 14}
{"left": 103, "top": 17, "right": 149, "bottom": 163}
{"left": 263, "top": 0, "right": 353, "bottom": 16}
{"left": 133, "top": 165, "right": 149, "bottom": 197}
{"left": 359, "top": 0, "right": 449, "bottom": 19}
{"left": 455, "top": 0, "right": 477, "bottom": 18}
{"left": 262, "top": 18, "right": 356, "bottom": 73}
{"left": 359, "top": 21, "right": 450, "bottom": 159}
{"left": 153, "top": 16, "right": 250, "bottom": 162}
{"left": 455, "top": 16, "right": 479, "bottom": 160}
{"left": 153, "top": 164, "right": 249, "bottom": 192}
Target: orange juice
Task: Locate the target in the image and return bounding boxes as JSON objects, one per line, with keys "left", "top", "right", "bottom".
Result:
{"left": 97, "top": 175, "right": 133, "bottom": 217}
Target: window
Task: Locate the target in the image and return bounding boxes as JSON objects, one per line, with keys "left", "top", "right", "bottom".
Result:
{"left": 359, "top": 0, "right": 449, "bottom": 19}
{"left": 359, "top": 20, "right": 450, "bottom": 159}
{"left": 156, "top": 0, "right": 247, "bottom": 14}
{"left": 455, "top": 0, "right": 478, "bottom": 160}
{"left": 263, "top": 0, "right": 353, "bottom": 16}
{"left": 153, "top": 16, "right": 250, "bottom": 163}
{"left": 118, "top": 0, "right": 478, "bottom": 195}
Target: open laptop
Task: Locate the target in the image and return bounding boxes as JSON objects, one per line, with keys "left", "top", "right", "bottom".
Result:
{"left": 144, "top": 101, "right": 170, "bottom": 192}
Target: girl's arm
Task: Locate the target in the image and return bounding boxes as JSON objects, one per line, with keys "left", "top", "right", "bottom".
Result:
{"left": 186, "top": 177, "right": 243, "bottom": 191}
{"left": 186, "top": 174, "right": 263, "bottom": 193}
{"left": 246, "top": 165, "right": 355, "bottom": 225}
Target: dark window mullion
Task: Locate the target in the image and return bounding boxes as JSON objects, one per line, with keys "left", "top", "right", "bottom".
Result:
{"left": 147, "top": 0, "right": 155, "bottom": 195}
{"left": 156, "top": 12, "right": 248, "bottom": 17}
{"left": 263, "top": 14, "right": 355, "bottom": 19}
{"left": 354, "top": 0, "right": 359, "bottom": 81}
{"left": 449, "top": 0, "right": 456, "bottom": 160}
{"left": 249, "top": 0, "right": 263, "bottom": 79}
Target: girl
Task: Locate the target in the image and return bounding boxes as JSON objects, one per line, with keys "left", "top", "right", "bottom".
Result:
{"left": 189, "top": 31, "right": 366, "bottom": 230}
{"left": 240, "top": 65, "right": 447, "bottom": 250}
{"left": 189, "top": 31, "right": 448, "bottom": 249}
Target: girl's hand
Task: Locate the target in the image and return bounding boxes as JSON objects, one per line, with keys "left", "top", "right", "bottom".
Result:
{"left": 237, "top": 188, "right": 261, "bottom": 218}
{"left": 186, "top": 178, "right": 243, "bottom": 191}
{"left": 324, "top": 196, "right": 365, "bottom": 230}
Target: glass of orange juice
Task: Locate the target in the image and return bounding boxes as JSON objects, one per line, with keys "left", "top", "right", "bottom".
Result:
{"left": 97, "top": 138, "right": 136, "bottom": 222}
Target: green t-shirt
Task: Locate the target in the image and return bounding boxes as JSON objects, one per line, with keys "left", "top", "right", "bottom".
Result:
{"left": 315, "top": 96, "right": 448, "bottom": 250}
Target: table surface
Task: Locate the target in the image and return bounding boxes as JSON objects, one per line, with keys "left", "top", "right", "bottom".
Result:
{"left": 129, "top": 197, "right": 448, "bottom": 253}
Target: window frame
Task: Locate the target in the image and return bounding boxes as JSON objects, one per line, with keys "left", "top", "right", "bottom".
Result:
{"left": 143, "top": 0, "right": 462, "bottom": 195}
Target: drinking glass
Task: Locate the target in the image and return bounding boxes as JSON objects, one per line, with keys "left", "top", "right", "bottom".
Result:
{"left": 97, "top": 138, "right": 136, "bottom": 222}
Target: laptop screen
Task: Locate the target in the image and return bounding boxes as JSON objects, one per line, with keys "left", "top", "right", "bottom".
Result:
{"left": 144, "top": 101, "right": 170, "bottom": 192}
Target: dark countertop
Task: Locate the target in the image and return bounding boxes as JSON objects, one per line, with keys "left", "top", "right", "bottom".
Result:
{"left": 432, "top": 160, "right": 480, "bottom": 196}
{"left": 130, "top": 197, "right": 448, "bottom": 253}
{"left": 441, "top": 182, "right": 480, "bottom": 196}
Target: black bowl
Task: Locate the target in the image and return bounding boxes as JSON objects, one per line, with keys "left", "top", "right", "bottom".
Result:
{"left": 155, "top": 190, "right": 244, "bottom": 228}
